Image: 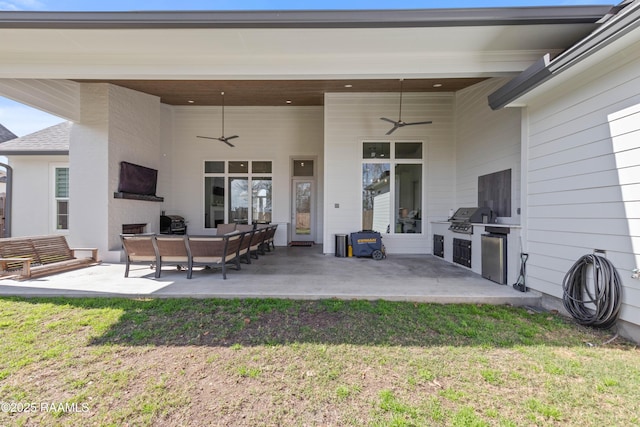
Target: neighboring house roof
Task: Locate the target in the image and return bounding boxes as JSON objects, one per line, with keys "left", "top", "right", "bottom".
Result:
{"left": 489, "top": 0, "right": 640, "bottom": 109}
{"left": 0, "top": 121, "right": 70, "bottom": 155}
{"left": 0, "top": 123, "right": 17, "bottom": 143}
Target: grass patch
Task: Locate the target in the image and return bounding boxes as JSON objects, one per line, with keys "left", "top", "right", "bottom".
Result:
{"left": 0, "top": 297, "right": 638, "bottom": 426}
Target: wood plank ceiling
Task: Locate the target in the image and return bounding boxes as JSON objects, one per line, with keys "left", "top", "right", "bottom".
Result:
{"left": 74, "top": 78, "right": 488, "bottom": 106}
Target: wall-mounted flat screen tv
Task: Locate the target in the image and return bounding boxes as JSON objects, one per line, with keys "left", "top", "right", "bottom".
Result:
{"left": 117, "top": 161, "right": 158, "bottom": 196}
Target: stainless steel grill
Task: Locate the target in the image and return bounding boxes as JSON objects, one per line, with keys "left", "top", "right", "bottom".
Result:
{"left": 448, "top": 207, "right": 495, "bottom": 234}
{"left": 160, "top": 215, "right": 187, "bottom": 235}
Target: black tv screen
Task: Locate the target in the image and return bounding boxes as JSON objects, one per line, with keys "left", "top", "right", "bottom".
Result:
{"left": 117, "top": 161, "right": 158, "bottom": 196}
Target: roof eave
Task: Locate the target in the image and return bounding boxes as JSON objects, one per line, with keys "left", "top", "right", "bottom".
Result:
{"left": 488, "top": 1, "right": 640, "bottom": 110}
{"left": 0, "top": 6, "right": 615, "bottom": 29}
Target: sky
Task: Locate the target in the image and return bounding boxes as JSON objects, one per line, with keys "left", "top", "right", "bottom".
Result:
{"left": 0, "top": 0, "right": 612, "bottom": 137}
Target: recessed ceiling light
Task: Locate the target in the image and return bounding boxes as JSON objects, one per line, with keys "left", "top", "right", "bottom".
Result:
{"left": 286, "top": 100, "right": 292, "bottom": 104}
{"left": 433, "top": 84, "right": 443, "bottom": 88}
{"left": 344, "top": 84, "right": 353, "bottom": 88}
{"left": 187, "top": 100, "right": 195, "bottom": 103}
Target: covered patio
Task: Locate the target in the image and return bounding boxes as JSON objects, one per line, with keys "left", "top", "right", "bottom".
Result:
{"left": 0, "top": 246, "right": 540, "bottom": 306}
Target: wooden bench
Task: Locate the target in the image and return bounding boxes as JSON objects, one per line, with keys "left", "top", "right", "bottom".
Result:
{"left": 0, "top": 257, "right": 32, "bottom": 279}
{"left": 0, "top": 235, "right": 99, "bottom": 280}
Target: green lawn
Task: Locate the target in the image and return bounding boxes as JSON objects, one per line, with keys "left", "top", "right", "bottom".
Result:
{"left": 0, "top": 297, "right": 638, "bottom": 426}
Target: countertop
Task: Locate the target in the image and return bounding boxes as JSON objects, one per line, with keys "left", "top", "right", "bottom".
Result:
{"left": 431, "top": 221, "right": 521, "bottom": 228}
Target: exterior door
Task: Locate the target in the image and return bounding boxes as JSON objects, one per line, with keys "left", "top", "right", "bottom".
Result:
{"left": 292, "top": 179, "right": 315, "bottom": 242}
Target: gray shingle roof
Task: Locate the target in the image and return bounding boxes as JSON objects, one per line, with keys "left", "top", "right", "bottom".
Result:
{"left": 0, "top": 121, "right": 70, "bottom": 155}
{"left": 0, "top": 123, "right": 17, "bottom": 143}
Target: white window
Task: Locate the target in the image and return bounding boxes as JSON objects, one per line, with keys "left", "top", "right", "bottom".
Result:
{"left": 362, "top": 142, "right": 423, "bottom": 234}
{"left": 204, "top": 161, "right": 272, "bottom": 228}
{"left": 54, "top": 166, "right": 69, "bottom": 230}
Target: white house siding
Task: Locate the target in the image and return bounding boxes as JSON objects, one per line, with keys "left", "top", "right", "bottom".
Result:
{"left": 8, "top": 156, "right": 66, "bottom": 237}
{"left": 70, "top": 83, "right": 162, "bottom": 261}
{"left": 167, "top": 105, "right": 324, "bottom": 239}
{"left": 324, "top": 92, "right": 455, "bottom": 255}
{"left": 451, "top": 79, "right": 523, "bottom": 284}
{"left": 523, "top": 38, "right": 640, "bottom": 337}
{"left": 454, "top": 78, "right": 522, "bottom": 221}
{"left": 0, "top": 79, "right": 80, "bottom": 122}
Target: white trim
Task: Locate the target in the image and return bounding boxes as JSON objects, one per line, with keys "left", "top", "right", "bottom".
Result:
{"left": 49, "top": 162, "right": 69, "bottom": 234}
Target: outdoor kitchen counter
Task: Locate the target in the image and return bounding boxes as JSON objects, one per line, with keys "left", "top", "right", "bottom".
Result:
{"left": 431, "top": 221, "right": 521, "bottom": 228}
{"left": 431, "top": 222, "right": 522, "bottom": 286}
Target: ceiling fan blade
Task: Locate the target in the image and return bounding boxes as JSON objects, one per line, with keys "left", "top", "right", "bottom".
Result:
{"left": 198, "top": 135, "right": 236, "bottom": 147}
{"left": 385, "top": 125, "right": 400, "bottom": 135}
{"left": 220, "top": 138, "right": 235, "bottom": 147}
{"left": 403, "top": 121, "right": 433, "bottom": 126}
{"left": 380, "top": 117, "right": 397, "bottom": 124}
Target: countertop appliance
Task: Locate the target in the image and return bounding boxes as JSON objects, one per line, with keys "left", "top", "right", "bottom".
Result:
{"left": 448, "top": 207, "right": 495, "bottom": 234}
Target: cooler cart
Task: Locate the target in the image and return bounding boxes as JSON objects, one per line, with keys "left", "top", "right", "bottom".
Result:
{"left": 350, "top": 230, "right": 385, "bottom": 260}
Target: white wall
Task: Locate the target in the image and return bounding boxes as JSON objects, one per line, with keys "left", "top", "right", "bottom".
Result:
{"left": 522, "top": 37, "right": 640, "bottom": 335}
{"left": 69, "top": 84, "right": 109, "bottom": 253}
{"left": 107, "top": 85, "right": 162, "bottom": 251}
{"left": 454, "top": 78, "right": 522, "bottom": 222}
{"left": 324, "top": 92, "right": 455, "bottom": 254}
{"left": 7, "top": 155, "right": 68, "bottom": 237}
{"left": 166, "top": 105, "right": 324, "bottom": 239}
{"left": 70, "top": 83, "right": 162, "bottom": 261}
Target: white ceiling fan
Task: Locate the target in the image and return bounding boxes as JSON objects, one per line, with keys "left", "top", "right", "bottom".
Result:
{"left": 197, "top": 91, "right": 239, "bottom": 147}
{"left": 380, "top": 79, "right": 432, "bottom": 135}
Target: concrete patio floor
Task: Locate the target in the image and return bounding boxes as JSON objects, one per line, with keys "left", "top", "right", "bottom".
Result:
{"left": 0, "top": 245, "right": 541, "bottom": 306}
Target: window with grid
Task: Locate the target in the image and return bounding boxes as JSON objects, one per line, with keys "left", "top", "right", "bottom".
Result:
{"left": 204, "top": 161, "right": 273, "bottom": 228}
{"left": 362, "top": 142, "right": 423, "bottom": 234}
{"left": 55, "top": 167, "right": 69, "bottom": 230}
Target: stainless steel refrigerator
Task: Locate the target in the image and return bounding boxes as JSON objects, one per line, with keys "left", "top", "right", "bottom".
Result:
{"left": 481, "top": 234, "right": 507, "bottom": 284}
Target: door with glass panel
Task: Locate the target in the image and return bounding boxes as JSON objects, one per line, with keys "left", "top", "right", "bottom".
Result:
{"left": 291, "top": 159, "right": 315, "bottom": 242}
{"left": 292, "top": 180, "right": 314, "bottom": 241}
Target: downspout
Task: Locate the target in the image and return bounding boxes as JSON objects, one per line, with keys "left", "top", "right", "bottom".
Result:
{"left": 0, "top": 162, "right": 12, "bottom": 237}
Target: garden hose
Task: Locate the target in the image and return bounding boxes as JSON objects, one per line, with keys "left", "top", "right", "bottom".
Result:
{"left": 562, "top": 254, "right": 622, "bottom": 329}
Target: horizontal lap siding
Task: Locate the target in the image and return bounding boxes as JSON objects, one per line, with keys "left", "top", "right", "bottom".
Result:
{"left": 455, "top": 78, "right": 521, "bottom": 218}
{"left": 526, "top": 42, "right": 640, "bottom": 323}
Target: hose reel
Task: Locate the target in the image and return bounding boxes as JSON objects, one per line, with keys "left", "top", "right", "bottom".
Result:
{"left": 562, "top": 253, "right": 622, "bottom": 329}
